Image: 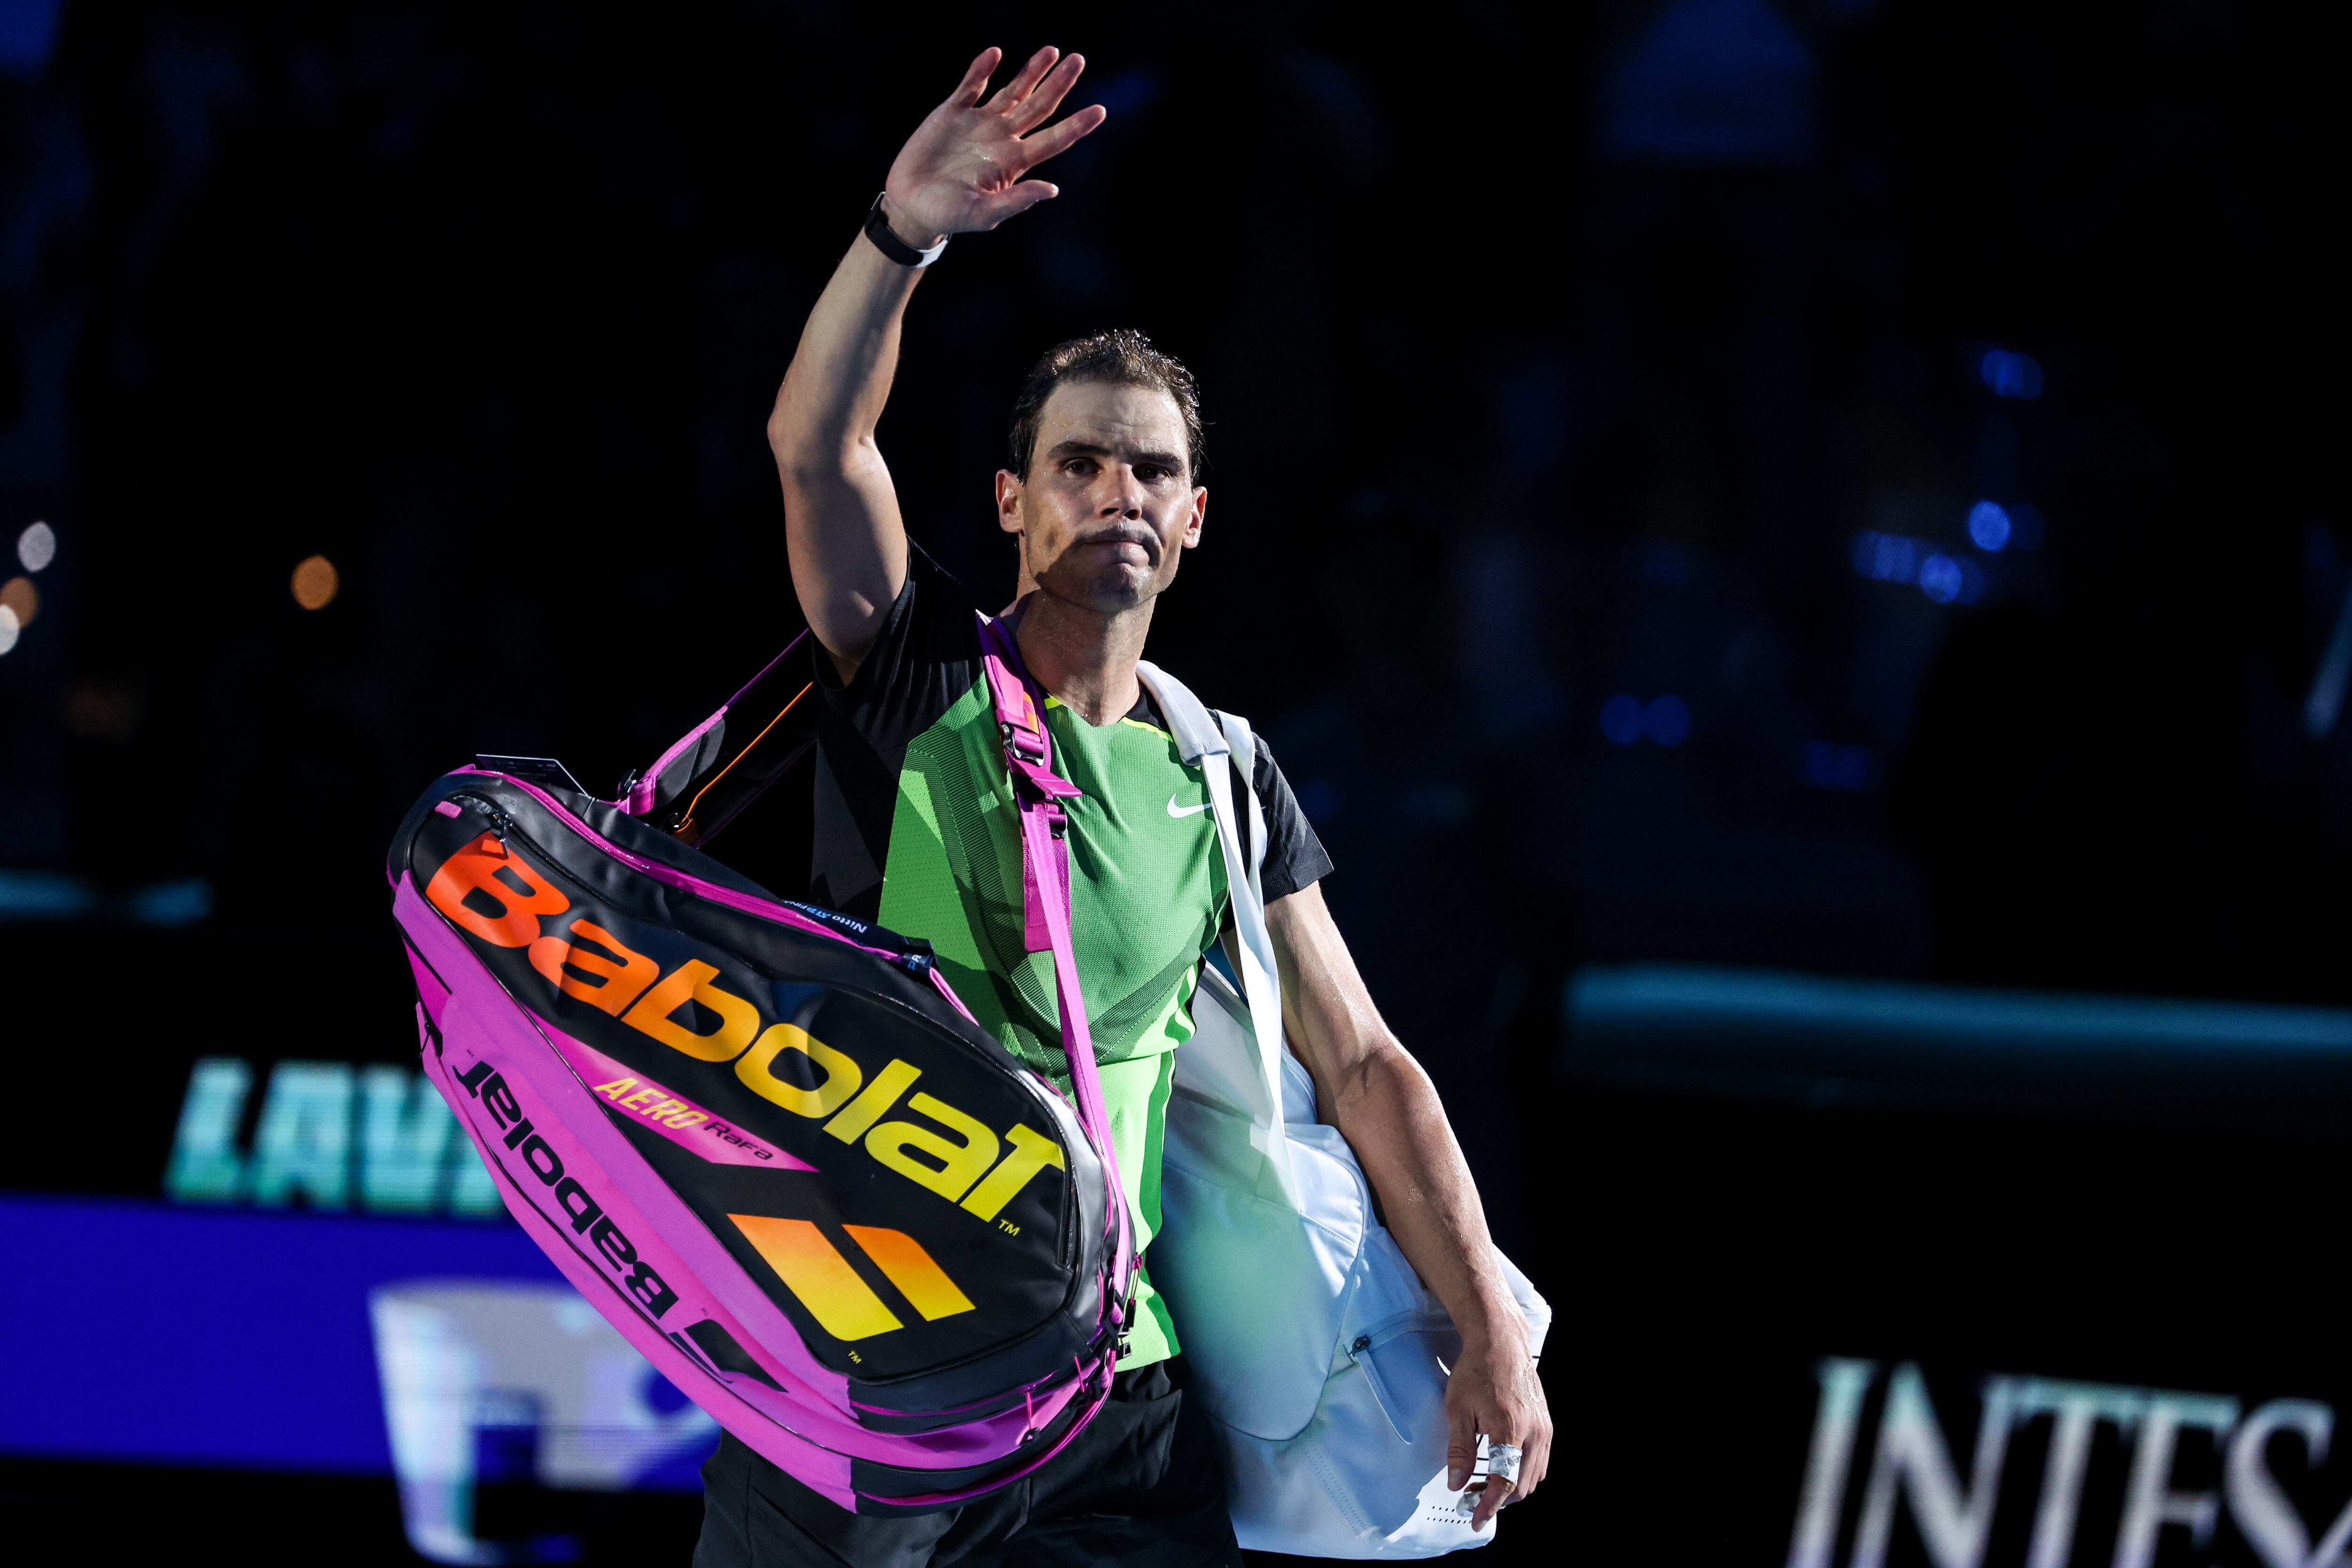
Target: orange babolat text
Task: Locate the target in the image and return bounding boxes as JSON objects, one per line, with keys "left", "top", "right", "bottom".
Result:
{"left": 425, "top": 832, "right": 569, "bottom": 946}
{"left": 592, "top": 1076, "right": 711, "bottom": 1130}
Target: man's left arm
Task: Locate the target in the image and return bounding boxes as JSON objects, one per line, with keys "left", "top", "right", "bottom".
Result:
{"left": 1265, "top": 882, "right": 1553, "bottom": 1527}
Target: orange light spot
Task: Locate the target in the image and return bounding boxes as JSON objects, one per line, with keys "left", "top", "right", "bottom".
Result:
{"left": 0, "top": 576, "right": 34, "bottom": 629}
{"left": 291, "top": 555, "right": 339, "bottom": 610}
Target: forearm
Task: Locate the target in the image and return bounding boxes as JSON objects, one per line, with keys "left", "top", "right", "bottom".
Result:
{"left": 1333, "top": 1042, "right": 1526, "bottom": 1351}
{"left": 1267, "top": 887, "right": 1523, "bottom": 1349}
{"left": 769, "top": 212, "right": 929, "bottom": 474}
{"left": 1269, "top": 883, "right": 1550, "bottom": 1514}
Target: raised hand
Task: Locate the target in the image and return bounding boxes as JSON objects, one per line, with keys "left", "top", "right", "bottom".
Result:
{"left": 882, "top": 47, "right": 1106, "bottom": 246}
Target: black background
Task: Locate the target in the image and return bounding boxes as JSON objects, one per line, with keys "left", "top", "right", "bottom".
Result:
{"left": 4, "top": 1, "right": 2348, "bottom": 1562}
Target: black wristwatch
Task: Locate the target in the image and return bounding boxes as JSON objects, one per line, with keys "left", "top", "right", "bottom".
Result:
{"left": 864, "top": 193, "right": 949, "bottom": 269}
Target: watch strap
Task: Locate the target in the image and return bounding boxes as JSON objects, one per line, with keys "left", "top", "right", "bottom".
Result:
{"left": 864, "top": 193, "right": 949, "bottom": 268}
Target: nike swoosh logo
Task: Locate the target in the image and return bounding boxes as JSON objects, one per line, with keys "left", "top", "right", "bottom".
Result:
{"left": 1167, "top": 795, "right": 1211, "bottom": 819}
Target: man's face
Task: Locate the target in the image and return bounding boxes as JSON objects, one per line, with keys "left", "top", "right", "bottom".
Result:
{"left": 997, "top": 380, "right": 1206, "bottom": 615}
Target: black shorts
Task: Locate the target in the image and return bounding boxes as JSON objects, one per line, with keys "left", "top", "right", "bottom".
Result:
{"left": 692, "top": 1357, "right": 1243, "bottom": 1568}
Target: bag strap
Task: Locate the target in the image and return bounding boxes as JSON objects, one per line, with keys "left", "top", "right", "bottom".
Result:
{"left": 975, "top": 615, "right": 1135, "bottom": 1308}
{"left": 1136, "top": 663, "right": 1298, "bottom": 1201}
{"left": 1210, "top": 709, "right": 1284, "bottom": 1077}
{"left": 618, "top": 629, "right": 821, "bottom": 844}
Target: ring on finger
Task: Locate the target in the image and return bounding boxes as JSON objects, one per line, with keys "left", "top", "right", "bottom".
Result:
{"left": 1485, "top": 1443, "right": 1524, "bottom": 1488}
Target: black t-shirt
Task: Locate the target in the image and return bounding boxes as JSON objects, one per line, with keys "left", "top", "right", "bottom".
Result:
{"left": 805, "top": 544, "right": 1331, "bottom": 923}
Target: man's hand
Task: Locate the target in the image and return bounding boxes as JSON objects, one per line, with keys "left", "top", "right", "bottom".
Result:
{"left": 770, "top": 45, "right": 1102, "bottom": 674}
{"left": 1445, "top": 1315, "right": 1553, "bottom": 1529}
{"left": 882, "top": 47, "right": 1106, "bottom": 247}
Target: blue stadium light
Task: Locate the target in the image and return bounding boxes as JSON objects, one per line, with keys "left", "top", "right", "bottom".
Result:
{"left": 0, "top": 870, "right": 213, "bottom": 923}
{"left": 1968, "top": 501, "right": 2012, "bottom": 552}
{"left": 1600, "top": 693, "right": 1645, "bottom": 745}
{"left": 1979, "top": 348, "right": 2044, "bottom": 400}
{"left": 1918, "top": 554, "right": 1963, "bottom": 604}
{"left": 1645, "top": 695, "right": 1691, "bottom": 746}
{"left": 0, "top": 869, "right": 99, "bottom": 918}
{"left": 128, "top": 877, "right": 215, "bottom": 927}
{"left": 1856, "top": 530, "right": 1987, "bottom": 603}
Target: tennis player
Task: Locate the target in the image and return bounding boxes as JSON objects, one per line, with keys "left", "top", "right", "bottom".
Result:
{"left": 694, "top": 46, "right": 1550, "bottom": 1567}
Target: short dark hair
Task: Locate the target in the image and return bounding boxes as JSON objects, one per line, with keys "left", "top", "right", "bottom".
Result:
{"left": 1007, "top": 328, "right": 1204, "bottom": 480}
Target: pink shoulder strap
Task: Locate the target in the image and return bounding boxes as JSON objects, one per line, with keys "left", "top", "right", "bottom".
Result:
{"left": 975, "top": 614, "right": 1135, "bottom": 1311}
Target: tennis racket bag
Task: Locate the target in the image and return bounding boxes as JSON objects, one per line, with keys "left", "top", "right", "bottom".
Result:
{"left": 386, "top": 632, "right": 1130, "bottom": 1513}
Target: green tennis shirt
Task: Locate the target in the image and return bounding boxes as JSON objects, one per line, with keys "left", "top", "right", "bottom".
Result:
{"left": 784, "top": 545, "right": 1332, "bottom": 1369}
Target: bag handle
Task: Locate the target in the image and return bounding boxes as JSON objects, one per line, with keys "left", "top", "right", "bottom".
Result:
{"left": 619, "top": 629, "right": 820, "bottom": 844}
{"left": 976, "top": 615, "right": 1136, "bottom": 1313}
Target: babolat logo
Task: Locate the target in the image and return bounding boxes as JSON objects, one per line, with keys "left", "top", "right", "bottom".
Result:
{"left": 453, "top": 1057, "right": 677, "bottom": 1320}
{"left": 426, "top": 830, "right": 1065, "bottom": 1227}
{"left": 423, "top": 825, "right": 1068, "bottom": 1352}
{"left": 726, "top": 1215, "right": 974, "bottom": 1343}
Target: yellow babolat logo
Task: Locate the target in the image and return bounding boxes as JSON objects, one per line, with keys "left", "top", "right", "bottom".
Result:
{"left": 728, "top": 1214, "right": 975, "bottom": 1342}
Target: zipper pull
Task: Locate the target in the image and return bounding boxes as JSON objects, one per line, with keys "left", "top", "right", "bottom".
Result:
{"left": 451, "top": 792, "right": 517, "bottom": 844}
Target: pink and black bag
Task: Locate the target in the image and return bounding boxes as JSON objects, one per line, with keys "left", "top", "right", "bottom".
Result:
{"left": 387, "top": 624, "right": 1133, "bottom": 1512}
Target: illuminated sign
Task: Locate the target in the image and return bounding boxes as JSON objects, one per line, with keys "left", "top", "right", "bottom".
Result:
{"left": 1789, "top": 1359, "right": 2348, "bottom": 1568}
{"left": 165, "top": 1057, "right": 505, "bottom": 1218}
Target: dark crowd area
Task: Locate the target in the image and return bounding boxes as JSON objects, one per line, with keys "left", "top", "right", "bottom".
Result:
{"left": 3, "top": 2, "right": 2349, "bottom": 1562}
{"left": 8, "top": 0, "right": 2347, "bottom": 1000}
